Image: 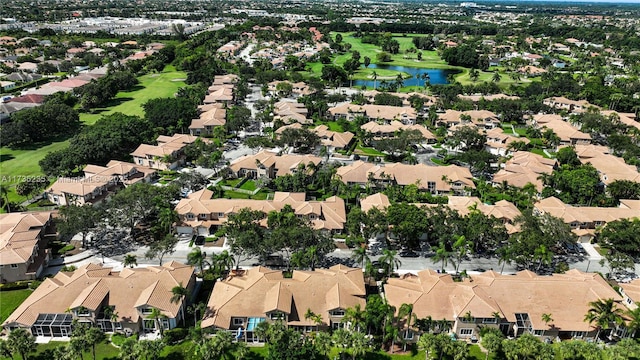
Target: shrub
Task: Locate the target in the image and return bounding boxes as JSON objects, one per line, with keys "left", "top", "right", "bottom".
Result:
{"left": 163, "top": 328, "right": 189, "bottom": 344}
{"left": 0, "top": 280, "right": 31, "bottom": 291}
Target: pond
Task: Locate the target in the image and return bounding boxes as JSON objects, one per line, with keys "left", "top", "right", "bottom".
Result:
{"left": 351, "top": 64, "right": 460, "bottom": 88}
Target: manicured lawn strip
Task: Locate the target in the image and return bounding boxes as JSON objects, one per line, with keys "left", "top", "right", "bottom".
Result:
{"left": 79, "top": 65, "right": 187, "bottom": 125}
{"left": 0, "top": 66, "right": 187, "bottom": 209}
{"left": 0, "top": 289, "right": 32, "bottom": 323}
{"left": 355, "top": 142, "right": 386, "bottom": 157}
{"left": 0, "top": 341, "right": 120, "bottom": 360}
{"left": 0, "top": 139, "right": 70, "bottom": 204}
{"left": 222, "top": 190, "right": 270, "bottom": 200}
{"left": 315, "top": 121, "right": 344, "bottom": 132}
{"left": 239, "top": 180, "right": 258, "bottom": 191}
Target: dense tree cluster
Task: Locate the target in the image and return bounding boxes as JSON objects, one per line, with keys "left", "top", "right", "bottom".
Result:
{"left": 1, "top": 102, "right": 80, "bottom": 147}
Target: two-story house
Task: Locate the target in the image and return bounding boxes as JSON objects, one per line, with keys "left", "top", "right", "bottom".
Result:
{"left": 385, "top": 269, "right": 626, "bottom": 343}
{"left": 174, "top": 190, "right": 346, "bottom": 236}
{"left": 335, "top": 161, "right": 475, "bottom": 196}
{"left": 189, "top": 104, "right": 226, "bottom": 136}
{"left": 45, "top": 160, "right": 156, "bottom": 206}
{"left": 202, "top": 265, "right": 366, "bottom": 341}
{"left": 0, "top": 211, "right": 55, "bottom": 283}
{"left": 228, "top": 150, "right": 322, "bottom": 179}
{"left": 131, "top": 134, "right": 200, "bottom": 170}
{"left": 2, "top": 262, "right": 195, "bottom": 337}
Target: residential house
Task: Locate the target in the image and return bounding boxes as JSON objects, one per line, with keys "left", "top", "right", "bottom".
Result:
{"left": 385, "top": 269, "right": 625, "bottom": 342}
{"left": 328, "top": 104, "right": 417, "bottom": 124}
{"left": 600, "top": 110, "right": 640, "bottom": 132}
{"left": 273, "top": 100, "right": 310, "bottom": 124}
{"left": 419, "top": 196, "right": 521, "bottom": 234}
{"left": 360, "top": 120, "right": 435, "bottom": 144}
{"left": 574, "top": 144, "right": 640, "bottom": 186}
{"left": 0, "top": 80, "right": 15, "bottom": 91}
{"left": 0, "top": 211, "right": 55, "bottom": 283}
{"left": 458, "top": 94, "right": 520, "bottom": 102}
{"left": 492, "top": 151, "right": 557, "bottom": 192}
{"left": 228, "top": 150, "right": 322, "bottom": 179}
{"left": 268, "top": 81, "right": 311, "bottom": 97}
{"left": 335, "top": 161, "right": 475, "bottom": 195}
{"left": 3, "top": 262, "right": 195, "bottom": 337}
{"left": 46, "top": 160, "right": 156, "bottom": 206}
{"left": 188, "top": 103, "right": 226, "bottom": 136}
{"left": 203, "top": 75, "right": 238, "bottom": 106}
{"left": 175, "top": 190, "right": 346, "bottom": 235}
{"left": 485, "top": 127, "right": 530, "bottom": 156}
{"left": 360, "top": 193, "right": 391, "bottom": 213}
{"left": 131, "top": 134, "right": 200, "bottom": 170}
{"left": 534, "top": 196, "right": 640, "bottom": 242}
{"left": 543, "top": 97, "right": 595, "bottom": 113}
{"left": 531, "top": 114, "right": 591, "bottom": 147}
{"left": 518, "top": 65, "right": 547, "bottom": 77}
{"left": 437, "top": 110, "right": 501, "bottom": 130}
{"left": 202, "top": 265, "right": 366, "bottom": 339}
{"left": 313, "top": 125, "right": 355, "bottom": 152}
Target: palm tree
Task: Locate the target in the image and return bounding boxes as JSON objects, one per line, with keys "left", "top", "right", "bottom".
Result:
{"left": 584, "top": 298, "right": 624, "bottom": 341}
{"left": 7, "top": 329, "right": 36, "bottom": 360}
{"left": 432, "top": 241, "right": 452, "bottom": 273}
{"left": 158, "top": 208, "right": 179, "bottom": 235}
{"left": 170, "top": 283, "right": 189, "bottom": 326}
{"left": 379, "top": 249, "right": 401, "bottom": 277}
{"left": 351, "top": 244, "right": 369, "bottom": 269}
{"left": 212, "top": 250, "right": 235, "bottom": 274}
{"left": 398, "top": 303, "right": 417, "bottom": 351}
{"left": 134, "top": 339, "right": 163, "bottom": 360}
{"left": 188, "top": 302, "right": 207, "bottom": 325}
{"left": 85, "top": 327, "right": 105, "bottom": 360}
{"left": 313, "top": 331, "right": 333, "bottom": 357}
{"left": 395, "top": 73, "right": 405, "bottom": 92}
{"left": 491, "top": 72, "right": 502, "bottom": 83}
{"left": 187, "top": 248, "right": 209, "bottom": 275}
{"left": 304, "top": 308, "right": 324, "bottom": 327}
{"left": 350, "top": 331, "right": 371, "bottom": 360}
{"left": 625, "top": 306, "right": 640, "bottom": 338}
{"left": 371, "top": 71, "right": 378, "bottom": 90}
{"left": 497, "top": 246, "right": 512, "bottom": 274}
{"left": 123, "top": 254, "right": 137, "bottom": 268}
{"left": 344, "top": 304, "right": 367, "bottom": 332}
{"left": 469, "top": 68, "right": 480, "bottom": 82}
{"left": 148, "top": 308, "right": 168, "bottom": 338}
{"left": 541, "top": 313, "right": 553, "bottom": 336}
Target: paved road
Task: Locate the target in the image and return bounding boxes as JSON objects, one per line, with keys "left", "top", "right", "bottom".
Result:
{"left": 60, "top": 236, "right": 634, "bottom": 281}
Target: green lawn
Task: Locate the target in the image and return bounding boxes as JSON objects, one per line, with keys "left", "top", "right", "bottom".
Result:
{"left": 0, "top": 289, "right": 32, "bottom": 324}
{"left": 315, "top": 121, "right": 345, "bottom": 132}
{"left": 79, "top": 65, "right": 187, "bottom": 125}
{"left": 355, "top": 142, "right": 386, "bottom": 157}
{"left": 0, "top": 65, "right": 187, "bottom": 208}
{"left": 239, "top": 180, "right": 258, "bottom": 191}
{"left": 222, "top": 190, "right": 270, "bottom": 200}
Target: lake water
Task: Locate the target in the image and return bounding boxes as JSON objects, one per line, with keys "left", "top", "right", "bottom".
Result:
{"left": 351, "top": 64, "right": 460, "bottom": 88}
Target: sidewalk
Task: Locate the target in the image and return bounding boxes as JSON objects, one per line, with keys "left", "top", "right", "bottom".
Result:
{"left": 580, "top": 242, "right": 602, "bottom": 260}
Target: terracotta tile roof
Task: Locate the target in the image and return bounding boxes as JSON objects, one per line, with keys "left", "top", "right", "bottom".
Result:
{"left": 229, "top": 150, "right": 322, "bottom": 178}
{"left": 131, "top": 134, "right": 199, "bottom": 158}
{"left": 0, "top": 212, "right": 53, "bottom": 266}
{"left": 534, "top": 197, "right": 640, "bottom": 226}
{"left": 361, "top": 120, "right": 435, "bottom": 140}
{"left": 336, "top": 161, "right": 475, "bottom": 192}
{"left": 492, "top": 151, "right": 556, "bottom": 191}
{"left": 202, "top": 265, "right": 365, "bottom": 329}
{"left": 3, "top": 262, "right": 194, "bottom": 328}
{"left": 329, "top": 104, "right": 417, "bottom": 122}
{"left": 385, "top": 269, "right": 623, "bottom": 332}
{"left": 176, "top": 190, "right": 346, "bottom": 231}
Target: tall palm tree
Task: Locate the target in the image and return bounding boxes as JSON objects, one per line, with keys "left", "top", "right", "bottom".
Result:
{"left": 371, "top": 71, "right": 378, "bottom": 90}
{"left": 379, "top": 249, "right": 401, "bottom": 277}
{"left": 7, "top": 329, "right": 36, "bottom": 360}
{"left": 313, "top": 331, "right": 333, "bottom": 357}
{"left": 497, "top": 246, "right": 513, "bottom": 274}
{"left": 395, "top": 73, "right": 405, "bottom": 92}
{"left": 584, "top": 298, "right": 624, "bottom": 341}
{"left": 213, "top": 250, "right": 235, "bottom": 274}
{"left": 187, "top": 248, "right": 209, "bottom": 275}
{"left": 541, "top": 313, "right": 553, "bottom": 336}
{"left": 350, "top": 331, "right": 371, "bottom": 360}
{"left": 491, "top": 72, "right": 502, "bottom": 83}
{"left": 351, "top": 244, "right": 369, "bottom": 269}
{"left": 398, "top": 303, "right": 417, "bottom": 351}
{"left": 344, "top": 304, "right": 367, "bottom": 332}
{"left": 148, "top": 308, "right": 168, "bottom": 338}
{"left": 625, "top": 306, "right": 640, "bottom": 338}
{"left": 170, "top": 283, "right": 189, "bottom": 327}
{"left": 123, "top": 254, "right": 137, "bottom": 268}
{"left": 432, "top": 241, "right": 452, "bottom": 273}
{"left": 158, "top": 208, "right": 179, "bottom": 235}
